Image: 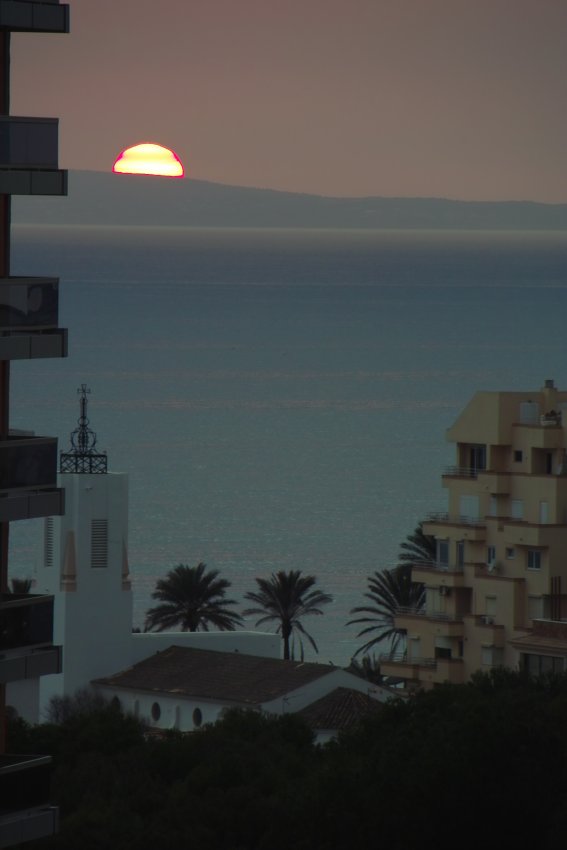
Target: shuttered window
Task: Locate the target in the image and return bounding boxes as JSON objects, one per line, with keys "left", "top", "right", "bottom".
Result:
{"left": 44, "top": 517, "right": 54, "bottom": 568}
{"left": 91, "top": 519, "right": 108, "bottom": 568}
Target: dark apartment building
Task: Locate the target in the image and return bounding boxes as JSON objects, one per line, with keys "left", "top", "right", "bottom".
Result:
{"left": 0, "top": 1, "right": 69, "bottom": 846}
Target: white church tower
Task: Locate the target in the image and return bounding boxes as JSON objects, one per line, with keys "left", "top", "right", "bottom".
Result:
{"left": 33, "top": 384, "right": 133, "bottom": 716}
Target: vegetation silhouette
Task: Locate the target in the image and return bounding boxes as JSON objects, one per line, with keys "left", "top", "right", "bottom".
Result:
{"left": 9, "top": 671, "right": 567, "bottom": 850}
{"left": 144, "top": 562, "right": 243, "bottom": 632}
{"left": 348, "top": 523, "right": 432, "bottom": 658}
{"left": 244, "top": 570, "right": 332, "bottom": 660}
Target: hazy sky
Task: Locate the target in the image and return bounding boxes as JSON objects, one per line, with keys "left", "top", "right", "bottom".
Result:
{"left": 11, "top": 0, "right": 567, "bottom": 202}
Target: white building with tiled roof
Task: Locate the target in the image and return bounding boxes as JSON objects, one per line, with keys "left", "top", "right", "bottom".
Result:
{"left": 93, "top": 645, "right": 389, "bottom": 736}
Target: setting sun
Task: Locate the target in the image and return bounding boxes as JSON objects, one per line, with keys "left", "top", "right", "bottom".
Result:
{"left": 112, "top": 143, "right": 184, "bottom": 178}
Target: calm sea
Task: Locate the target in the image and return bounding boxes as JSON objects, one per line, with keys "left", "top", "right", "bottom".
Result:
{"left": 8, "top": 226, "right": 567, "bottom": 665}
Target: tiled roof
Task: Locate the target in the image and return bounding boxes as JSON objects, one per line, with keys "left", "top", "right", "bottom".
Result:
{"left": 94, "top": 645, "right": 337, "bottom": 706}
{"left": 296, "top": 687, "right": 382, "bottom": 731}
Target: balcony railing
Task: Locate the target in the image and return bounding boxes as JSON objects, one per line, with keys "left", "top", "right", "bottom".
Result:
{"left": 380, "top": 653, "right": 437, "bottom": 669}
{"left": 0, "top": 435, "right": 58, "bottom": 494}
{"left": 395, "top": 606, "right": 426, "bottom": 617}
{"left": 0, "top": 117, "right": 58, "bottom": 170}
{"left": 0, "top": 755, "right": 53, "bottom": 816}
{"left": 0, "top": 594, "right": 54, "bottom": 652}
{"left": 0, "top": 487, "right": 64, "bottom": 522}
{"left": 443, "top": 466, "right": 478, "bottom": 478}
{"left": 0, "top": 278, "right": 59, "bottom": 330}
{"left": 0, "top": 755, "right": 58, "bottom": 847}
{"left": 425, "top": 512, "right": 486, "bottom": 528}
{"left": 0, "top": 645, "right": 62, "bottom": 684}
{"left": 0, "top": 1, "right": 69, "bottom": 34}
{"left": 415, "top": 561, "right": 464, "bottom": 574}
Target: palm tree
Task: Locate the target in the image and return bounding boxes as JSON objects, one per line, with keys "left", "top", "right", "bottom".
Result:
{"left": 397, "top": 522, "right": 436, "bottom": 569}
{"left": 243, "top": 570, "right": 332, "bottom": 661}
{"left": 348, "top": 523, "right": 431, "bottom": 658}
{"left": 9, "top": 577, "right": 33, "bottom": 594}
{"left": 144, "top": 562, "right": 243, "bottom": 633}
{"left": 348, "top": 565, "right": 425, "bottom": 658}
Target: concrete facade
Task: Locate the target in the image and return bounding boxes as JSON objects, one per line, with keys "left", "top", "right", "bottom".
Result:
{"left": 382, "top": 379, "right": 567, "bottom": 689}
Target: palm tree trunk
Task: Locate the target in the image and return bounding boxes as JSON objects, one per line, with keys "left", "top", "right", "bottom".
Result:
{"left": 282, "top": 622, "right": 291, "bottom": 660}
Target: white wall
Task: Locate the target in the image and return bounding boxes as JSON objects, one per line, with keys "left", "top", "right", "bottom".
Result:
{"left": 33, "top": 471, "right": 133, "bottom": 718}
{"left": 95, "top": 685, "right": 234, "bottom": 731}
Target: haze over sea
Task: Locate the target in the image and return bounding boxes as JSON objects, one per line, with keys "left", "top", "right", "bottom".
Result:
{"left": 9, "top": 226, "right": 567, "bottom": 666}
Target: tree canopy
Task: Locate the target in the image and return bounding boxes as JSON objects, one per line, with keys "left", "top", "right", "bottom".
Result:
{"left": 144, "top": 562, "right": 243, "bottom": 632}
{"left": 9, "top": 671, "right": 567, "bottom": 850}
{"left": 244, "top": 570, "right": 332, "bottom": 660}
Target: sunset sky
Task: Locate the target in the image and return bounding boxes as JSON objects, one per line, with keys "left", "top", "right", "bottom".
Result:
{"left": 11, "top": 0, "right": 567, "bottom": 202}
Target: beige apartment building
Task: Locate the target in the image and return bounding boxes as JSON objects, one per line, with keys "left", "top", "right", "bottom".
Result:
{"left": 382, "top": 379, "right": 567, "bottom": 690}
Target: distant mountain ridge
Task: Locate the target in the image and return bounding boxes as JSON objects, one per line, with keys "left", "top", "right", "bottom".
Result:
{"left": 12, "top": 170, "right": 567, "bottom": 230}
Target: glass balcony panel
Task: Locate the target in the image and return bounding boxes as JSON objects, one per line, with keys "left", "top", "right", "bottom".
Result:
{"left": 0, "top": 279, "right": 58, "bottom": 330}
{"left": 0, "top": 1, "right": 69, "bottom": 33}
{"left": 0, "top": 756, "right": 52, "bottom": 815}
{"left": 0, "top": 436, "right": 58, "bottom": 493}
{"left": 0, "top": 118, "right": 58, "bottom": 169}
{"left": 0, "top": 594, "right": 54, "bottom": 652}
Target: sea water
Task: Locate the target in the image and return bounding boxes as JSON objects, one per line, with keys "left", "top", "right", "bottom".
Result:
{"left": 8, "top": 226, "right": 567, "bottom": 665}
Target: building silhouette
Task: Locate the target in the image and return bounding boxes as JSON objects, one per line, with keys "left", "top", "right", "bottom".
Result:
{"left": 0, "top": 2, "right": 69, "bottom": 846}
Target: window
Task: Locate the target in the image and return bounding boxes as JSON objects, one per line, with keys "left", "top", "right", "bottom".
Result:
{"left": 486, "top": 546, "right": 496, "bottom": 565}
{"left": 44, "top": 517, "right": 53, "bottom": 568}
{"left": 527, "top": 596, "right": 544, "bottom": 620}
{"left": 457, "top": 541, "right": 465, "bottom": 568}
{"left": 437, "top": 540, "right": 449, "bottom": 569}
{"left": 506, "top": 547, "right": 515, "bottom": 559}
{"left": 527, "top": 550, "right": 542, "bottom": 571}
{"left": 514, "top": 450, "right": 523, "bottom": 462}
{"left": 481, "top": 647, "right": 503, "bottom": 667}
{"left": 469, "top": 444, "right": 486, "bottom": 473}
{"left": 91, "top": 519, "right": 108, "bottom": 568}
{"left": 523, "top": 654, "right": 564, "bottom": 676}
{"left": 511, "top": 500, "right": 524, "bottom": 520}
{"left": 460, "top": 494, "right": 480, "bottom": 520}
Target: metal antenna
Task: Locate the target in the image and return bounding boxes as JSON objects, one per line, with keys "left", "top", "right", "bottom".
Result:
{"left": 60, "top": 384, "right": 108, "bottom": 473}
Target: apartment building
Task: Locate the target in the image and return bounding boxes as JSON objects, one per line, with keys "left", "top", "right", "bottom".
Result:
{"left": 382, "top": 379, "right": 567, "bottom": 690}
{"left": 0, "top": 2, "right": 69, "bottom": 846}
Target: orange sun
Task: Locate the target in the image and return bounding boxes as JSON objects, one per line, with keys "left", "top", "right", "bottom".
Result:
{"left": 112, "top": 143, "right": 185, "bottom": 178}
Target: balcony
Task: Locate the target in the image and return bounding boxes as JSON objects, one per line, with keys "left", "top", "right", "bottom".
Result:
{"left": 0, "top": 277, "right": 66, "bottom": 360}
{"left": 423, "top": 512, "right": 486, "bottom": 541}
{"left": 0, "top": 593, "right": 55, "bottom": 653}
{"left": 0, "top": 117, "right": 66, "bottom": 196}
{"left": 0, "top": 117, "right": 58, "bottom": 169}
{"left": 501, "top": 521, "right": 567, "bottom": 548}
{"left": 394, "top": 607, "right": 464, "bottom": 638}
{"left": 412, "top": 561, "right": 465, "bottom": 588}
{"left": 443, "top": 466, "right": 478, "bottom": 479}
{"left": 0, "top": 433, "right": 64, "bottom": 520}
{"left": 0, "top": 0, "right": 69, "bottom": 33}
{"left": 379, "top": 654, "right": 464, "bottom": 685}
{"left": 513, "top": 421, "right": 565, "bottom": 450}
{"left": 0, "top": 644, "right": 61, "bottom": 684}
{"left": 379, "top": 653, "right": 436, "bottom": 680}
{"left": 0, "top": 755, "right": 58, "bottom": 848}
{"left": 0, "top": 434, "right": 57, "bottom": 490}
